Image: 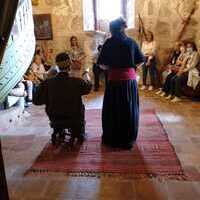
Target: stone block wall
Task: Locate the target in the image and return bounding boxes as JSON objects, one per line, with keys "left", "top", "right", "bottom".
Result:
{"left": 32, "top": 0, "right": 200, "bottom": 68}
{"left": 32, "top": 0, "right": 105, "bottom": 70}
{"left": 135, "top": 0, "right": 200, "bottom": 65}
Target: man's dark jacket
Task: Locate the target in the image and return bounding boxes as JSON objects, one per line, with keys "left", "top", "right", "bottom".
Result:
{"left": 33, "top": 72, "right": 92, "bottom": 126}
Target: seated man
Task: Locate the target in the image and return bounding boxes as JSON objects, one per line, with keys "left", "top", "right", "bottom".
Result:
{"left": 33, "top": 52, "right": 92, "bottom": 145}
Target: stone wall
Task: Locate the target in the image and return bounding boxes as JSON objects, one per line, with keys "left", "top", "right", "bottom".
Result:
{"left": 32, "top": 0, "right": 200, "bottom": 68}
{"left": 32, "top": 0, "right": 105, "bottom": 69}
{"left": 137, "top": 0, "right": 200, "bottom": 65}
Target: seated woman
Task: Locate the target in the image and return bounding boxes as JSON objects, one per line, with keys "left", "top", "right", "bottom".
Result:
{"left": 141, "top": 31, "right": 157, "bottom": 91}
{"left": 187, "top": 62, "right": 200, "bottom": 97}
{"left": 158, "top": 42, "right": 187, "bottom": 97}
{"left": 92, "top": 45, "right": 108, "bottom": 91}
{"left": 166, "top": 41, "right": 200, "bottom": 102}
{"left": 67, "top": 36, "right": 86, "bottom": 78}
{"left": 157, "top": 42, "right": 181, "bottom": 89}
{"left": 35, "top": 45, "right": 53, "bottom": 71}
{"left": 29, "top": 55, "right": 46, "bottom": 85}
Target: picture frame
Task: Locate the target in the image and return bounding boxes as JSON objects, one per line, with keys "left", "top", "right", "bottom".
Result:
{"left": 32, "top": 0, "right": 39, "bottom": 6}
{"left": 33, "top": 14, "right": 53, "bottom": 40}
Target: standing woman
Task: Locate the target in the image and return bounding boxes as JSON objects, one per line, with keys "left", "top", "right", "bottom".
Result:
{"left": 68, "top": 36, "right": 86, "bottom": 77}
{"left": 141, "top": 31, "right": 157, "bottom": 91}
{"left": 97, "top": 18, "right": 144, "bottom": 149}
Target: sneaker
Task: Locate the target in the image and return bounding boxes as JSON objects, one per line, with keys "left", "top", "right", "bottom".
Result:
{"left": 160, "top": 92, "right": 166, "bottom": 97}
{"left": 156, "top": 90, "right": 162, "bottom": 95}
{"left": 165, "top": 94, "right": 172, "bottom": 100}
{"left": 171, "top": 97, "right": 181, "bottom": 103}
{"left": 140, "top": 85, "right": 146, "bottom": 90}
{"left": 148, "top": 86, "right": 154, "bottom": 91}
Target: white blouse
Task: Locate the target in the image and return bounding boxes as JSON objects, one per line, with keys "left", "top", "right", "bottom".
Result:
{"left": 142, "top": 41, "right": 156, "bottom": 56}
{"left": 30, "top": 62, "right": 46, "bottom": 81}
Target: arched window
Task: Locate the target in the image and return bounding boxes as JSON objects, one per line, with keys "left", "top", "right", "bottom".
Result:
{"left": 83, "top": 0, "right": 135, "bottom": 32}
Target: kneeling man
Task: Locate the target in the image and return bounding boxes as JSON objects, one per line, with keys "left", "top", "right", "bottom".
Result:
{"left": 33, "top": 52, "right": 92, "bottom": 144}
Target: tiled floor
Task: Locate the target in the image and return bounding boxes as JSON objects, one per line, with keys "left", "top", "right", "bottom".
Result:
{"left": 1, "top": 90, "right": 200, "bottom": 200}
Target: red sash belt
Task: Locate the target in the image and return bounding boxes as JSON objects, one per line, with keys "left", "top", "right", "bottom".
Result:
{"left": 108, "top": 68, "right": 136, "bottom": 81}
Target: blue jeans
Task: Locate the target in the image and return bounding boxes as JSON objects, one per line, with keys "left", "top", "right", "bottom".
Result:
{"left": 142, "top": 56, "right": 157, "bottom": 86}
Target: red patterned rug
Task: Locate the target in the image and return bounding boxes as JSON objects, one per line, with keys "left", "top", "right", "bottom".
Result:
{"left": 26, "top": 109, "right": 199, "bottom": 180}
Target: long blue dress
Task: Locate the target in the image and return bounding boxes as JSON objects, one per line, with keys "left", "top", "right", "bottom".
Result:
{"left": 97, "top": 33, "right": 144, "bottom": 149}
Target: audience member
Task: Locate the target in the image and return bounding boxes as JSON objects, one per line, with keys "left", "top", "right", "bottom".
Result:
{"left": 141, "top": 31, "right": 157, "bottom": 91}
{"left": 29, "top": 55, "right": 46, "bottom": 85}
{"left": 92, "top": 45, "right": 108, "bottom": 91}
{"left": 160, "top": 42, "right": 181, "bottom": 85}
{"left": 67, "top": 36, "right": 86, "bottom": 78}
{"left": 165, "top": 41, "right": 200, "bottom": 102}
{"left": 157, "top": 42, "right": 187, "bottom": 97}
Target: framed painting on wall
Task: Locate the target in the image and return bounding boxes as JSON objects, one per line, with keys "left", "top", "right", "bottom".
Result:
{"left": 33, "top": 14, "right": 53, "bottom": 40}
{"left": 32, "top": 0, "right": 39, "bottom": 6}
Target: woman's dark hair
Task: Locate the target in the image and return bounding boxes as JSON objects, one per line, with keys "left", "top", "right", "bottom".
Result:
{"left": 70, "top": 36, "right": 79, "bottom": 47}
{"left": 147, "top": 31, "right": 154, "bottom": 41}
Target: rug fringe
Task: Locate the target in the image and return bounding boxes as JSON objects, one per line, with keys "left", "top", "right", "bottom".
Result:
{"left": 25, "top": 169, "right": 199, "bottom": 181}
